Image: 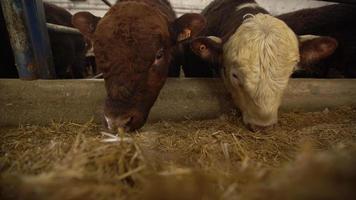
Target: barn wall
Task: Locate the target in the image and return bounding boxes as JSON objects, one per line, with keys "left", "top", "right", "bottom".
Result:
{"left": 44, "top": 0, "right": 333, "bottom": 17}
{"left": 257, "top": 0, "right": 334, "bottom": 15}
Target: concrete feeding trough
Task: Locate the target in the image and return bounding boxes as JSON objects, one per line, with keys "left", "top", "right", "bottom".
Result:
{"left": 0, "top": 78, "right": 356, "bottom": 126}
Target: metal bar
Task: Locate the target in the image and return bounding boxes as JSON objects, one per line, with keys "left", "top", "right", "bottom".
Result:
{"left": 22, "top": 0, "right": 56, "bottom": 79}
{"left": 101, "top": 0, "right": 113, "bottom": 7}
{"left": 39, "top": 4, "right": 203, "bottom": 12}
{"left": 91, "top": 73, "right": 103, "bottom": 79}
{"left": 317, "top": 0, "right": 356, "bottom": 4}
{"left": 0, "top": 0, "right": 37, "bottom": 80}
{"left": 46, "top": 23, "right": 81, "bottom": 35}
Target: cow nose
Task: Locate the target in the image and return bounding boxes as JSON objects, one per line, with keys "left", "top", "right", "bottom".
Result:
{"left": 246, "top": 123, "right": 273, "bottom": 132}
{"left": 104, "top": 115, "right": 133, "bottom": 132}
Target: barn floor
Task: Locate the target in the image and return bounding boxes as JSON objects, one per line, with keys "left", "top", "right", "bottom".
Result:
{"left": 1, "top": 107, "right": 356, "bottom": 200}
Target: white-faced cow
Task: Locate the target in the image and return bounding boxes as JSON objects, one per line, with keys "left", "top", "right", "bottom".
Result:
{"left": 72, "top": 0, "right": 206, "bottom": 131}
{"left": 186, "top": 0, "right": 338, "bottom": 131}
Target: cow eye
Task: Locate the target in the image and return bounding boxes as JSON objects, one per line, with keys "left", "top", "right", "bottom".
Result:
{"left": 231, "top": 72, "right": 242, "bottom": 86}
{"left": 156, "top": 48, "right": 164, "bottom": 60}
{"left": 232, "top": 73, "right": 239, "bottom": 80}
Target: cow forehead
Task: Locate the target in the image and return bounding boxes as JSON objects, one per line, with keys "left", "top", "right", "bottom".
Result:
{"left": 95, "top": 31, "right": 161, "bottom": 58}
{"left": 224, "top": 14, "right": 299, "bottom": 79}
{"left": 96, "top": 2, "right": 170, "bottom": 39}
{"left": 223, "top": 14, "right": 299, "bottom": 103}
{"left": 93, "top": 4, "right": 172, "bottom": 68}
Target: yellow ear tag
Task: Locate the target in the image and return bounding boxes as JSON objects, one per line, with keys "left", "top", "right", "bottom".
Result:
{"left": 178, "top": 28, "right": 191, "bottom": 41}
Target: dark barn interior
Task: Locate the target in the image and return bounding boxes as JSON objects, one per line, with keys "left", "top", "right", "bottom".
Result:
{"left": 1, "top": 0, "right": 356, "bottom": 199}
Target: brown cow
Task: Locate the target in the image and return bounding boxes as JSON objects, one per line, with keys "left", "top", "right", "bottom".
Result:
{"left": 45, "top": 3, "right": 88, "bottom": 78}
{"left": 278, "top": 4, "right": 356, "bottom": 78}
{"left": 183, "top": 0, "right": 338, "bottom": 131}
{"left": 72, "top": 0, "right": 206, "bottom": 131}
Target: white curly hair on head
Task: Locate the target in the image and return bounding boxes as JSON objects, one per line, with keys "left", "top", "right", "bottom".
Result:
{"left": 223, "top": 13, "right": 300, "bottom": 127}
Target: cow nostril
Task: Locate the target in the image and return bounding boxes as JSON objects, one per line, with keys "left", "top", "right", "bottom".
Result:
{"left": 232, "top": 73, "right": 238, "bottom": 79}
{"left": 246, "top": 123, "right": 271, "bottom": 132}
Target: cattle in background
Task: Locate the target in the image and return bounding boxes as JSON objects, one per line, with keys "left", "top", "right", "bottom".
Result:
{"left": 278, "top": 4, "right": 356, "bottom": 78}
{"left": 0, "top": 2, "right": 87, "bottom": 78}
{"left": 45, "top": 3, "right": 88, "bottom": 78}
{"left": 179, "top": 36, "right": 222, "bottom": 77}
{"left": 184, "top": 0, "right": 337, "bottom": 131}
{"left": 72, "top": 0, "right": 206, "bottom": 131}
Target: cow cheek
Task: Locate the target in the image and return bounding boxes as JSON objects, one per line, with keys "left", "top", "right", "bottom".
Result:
{"left": 147, "top": 65, "right": 168, "bottom": 89}
{"left": 129, "top": 112, "right": 147, "bottom": 131}
{"left": 231, "top": 86, "right": 247, "bottom": 113}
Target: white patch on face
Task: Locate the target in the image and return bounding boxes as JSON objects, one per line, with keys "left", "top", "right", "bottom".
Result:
{"left": 86, "top": 45, "right": 95, "bottom": 57}
{"left": 298, "top": 34, "right": 320, "bottom": 43}
{"left": 207, "top": 36, "right": 222, "bottom": 44}
{"left": 223, "top": 14, "right": 300, "bottom": 127}
{"left": 236, "top": 3, "right": 260, "bottom": 12}
{"left": 105, "top": 115, "right": 113, "bottom": 130}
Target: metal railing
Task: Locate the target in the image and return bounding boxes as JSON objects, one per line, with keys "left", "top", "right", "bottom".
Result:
{"left": 1, "top": 0, "right": 56, "bottom": 79}
{"left": 45, "top": 0, "right": 204, "bottom": 16}
{"left": 46, "top": 23, "right": 81, "bottom": 35}
{"left": 1, "top": 0, "right": 86, "bottom": 79}
{"left": 1, "top": 0, "right": 205, "bottom": 80}
{"left": 317, "top": 0, "right": 356, "bottom": 5}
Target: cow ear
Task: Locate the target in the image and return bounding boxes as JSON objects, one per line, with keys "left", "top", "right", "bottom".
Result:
{"left": 190, "top": 36, "right": 223, "bottom": 63}
{"left": 298, "top": 35, "right": 338, "bottom": 67}
{"left": 72, "top": 12, "right": 101, "bottom": 39}
{"left": 172, "top": 13, "right": 206, "bottom": 42}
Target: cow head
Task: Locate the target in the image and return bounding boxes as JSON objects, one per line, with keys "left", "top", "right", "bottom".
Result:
{"left": 72, "top": 2, "right": 206, "bottom": 131}
{"left": 189, "top": 14, "right": 337, "bottom": 132}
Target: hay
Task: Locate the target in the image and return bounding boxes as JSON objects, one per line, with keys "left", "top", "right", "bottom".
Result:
{"left": 240, "top": 146, "right": 356, "bottom": 200}
{"left": 1, "top": 107, "right": 356, "bottom": 200}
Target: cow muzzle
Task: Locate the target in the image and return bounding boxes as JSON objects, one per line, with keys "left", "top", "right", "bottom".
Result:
{"left": 242, "top": 111, "right": 278, "bottom": 132}
{"left": 104, "top": 115, "right": 133, "bottom": 132}
{"left": 246, "top": 123, "right": 276, "bottom": 132}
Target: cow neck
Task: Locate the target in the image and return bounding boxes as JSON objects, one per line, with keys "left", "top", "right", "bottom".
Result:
{"left": 202, "top": 0, "right": 269, "bottom": 43}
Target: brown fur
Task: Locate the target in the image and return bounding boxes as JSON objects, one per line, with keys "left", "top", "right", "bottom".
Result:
{"left": 183, "top": 2, "right": 346, "bottom": 79}
{"left": 181, "top": 0, "right": 268, "bottom": 77}
{"left": 278, "top": 4, "right": 356, "bottom": 78}
{"left": 116, "top": 0, "right": 176, "bottom": 21}
{"left": 73, "top": 0, "right": 206, "bottom": 131}
{"left": 201, "top": 0, "right": 268, "bottom": 42}
{"left": 96, "top": 1, "right": 173, "bottom": 131}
